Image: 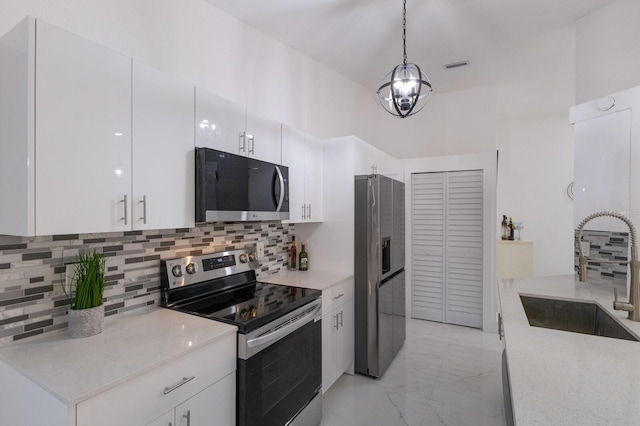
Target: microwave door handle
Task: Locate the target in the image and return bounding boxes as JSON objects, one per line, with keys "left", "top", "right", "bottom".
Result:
{"left": 275, "top": 166, "right": 285, "bottom": 212}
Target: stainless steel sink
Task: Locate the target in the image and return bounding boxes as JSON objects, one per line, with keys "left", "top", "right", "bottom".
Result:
{"left": 519, "top": 294, "right": 640, "bottom": 342}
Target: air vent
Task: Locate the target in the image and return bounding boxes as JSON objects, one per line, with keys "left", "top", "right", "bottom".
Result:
{"left": 443, "top": 60, "right": 469, "bottom": 70}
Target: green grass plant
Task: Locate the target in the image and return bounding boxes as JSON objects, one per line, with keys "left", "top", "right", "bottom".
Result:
{"left": 65, "top": 250, "right": 106, "bottom": 310}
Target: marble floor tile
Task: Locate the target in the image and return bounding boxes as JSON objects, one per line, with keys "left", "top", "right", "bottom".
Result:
{"left": 321, "top": 318, "right": 506, "bottom": 426}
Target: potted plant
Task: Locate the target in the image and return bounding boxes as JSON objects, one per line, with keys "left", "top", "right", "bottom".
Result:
{"left": 64, "top": 250, "right": 106, "bottom": 338}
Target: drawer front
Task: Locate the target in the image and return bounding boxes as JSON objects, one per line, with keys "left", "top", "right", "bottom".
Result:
{"left": 77, "top": 332, "right": 236, "bottom": 426}
{"left": 330, "top": 278, "right": 354, "bottom": 308}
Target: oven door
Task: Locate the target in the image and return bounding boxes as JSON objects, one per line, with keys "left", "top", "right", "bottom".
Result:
{"left": 237, "top": 311, "right": 321, "bottom": 426}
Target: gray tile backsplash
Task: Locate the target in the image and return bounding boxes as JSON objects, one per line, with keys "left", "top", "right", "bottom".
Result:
{"left": 0, "top": 222, "right": 293, "bottom": 346}
{"left": 575, "top": 229, "right": 628, "bottom": 282}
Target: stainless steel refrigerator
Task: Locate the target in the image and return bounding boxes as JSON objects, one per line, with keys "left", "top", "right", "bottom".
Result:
{"left": 354, "top": 174, "right": 406, "bottom": 378}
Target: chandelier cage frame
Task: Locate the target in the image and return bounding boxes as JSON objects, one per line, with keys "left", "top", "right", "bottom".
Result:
{"left": 376, "top": 0, "right": 432, "bottom": 118}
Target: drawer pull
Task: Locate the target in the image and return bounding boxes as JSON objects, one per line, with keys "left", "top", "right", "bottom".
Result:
{"left": 334, "top": 293, "right": 344, "bottom": 300}
{"left": 163, "top": 376, "right": 195, "bottom": 395}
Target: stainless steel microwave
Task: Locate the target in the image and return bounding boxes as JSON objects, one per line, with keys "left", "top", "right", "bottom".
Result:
{"left": 195, "top": 148, "right": 289, "bottom": 222}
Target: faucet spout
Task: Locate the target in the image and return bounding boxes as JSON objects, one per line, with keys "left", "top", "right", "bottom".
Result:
{"left": 576, "top": 211, "right": 640, "bottom": 321}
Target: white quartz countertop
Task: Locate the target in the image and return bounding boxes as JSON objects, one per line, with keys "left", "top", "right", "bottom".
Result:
{"left": 0, "top": 308, "right": 236, "bottom": 406}
{"left": 260, "top": 269, "right": 352, "bottom": 291}
{"left": 498, "top": 275, "right": 640, "bottom": 425}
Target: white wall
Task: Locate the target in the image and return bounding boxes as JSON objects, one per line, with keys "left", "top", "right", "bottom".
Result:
{"left": 496, "top": 115, "right": 575, "bottom": 276}
{"left": 494, "top": 26, "right": 577, "bottom": 276}
{"left": 576, "top": 0, "right": 640, "bottom": 103}
{"left": 371, "top": 86, "right": 498, "bottom": 159}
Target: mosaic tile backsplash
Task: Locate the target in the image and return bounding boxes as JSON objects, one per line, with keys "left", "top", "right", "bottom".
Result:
{"left": 575, "top": 229, "right": 628, "bottom": 282}
{"left": 0, "top": 222, "right": 294, "bottom": 346}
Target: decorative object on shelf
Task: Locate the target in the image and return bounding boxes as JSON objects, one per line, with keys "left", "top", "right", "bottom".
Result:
{"left": 376, "top": 0, "right": 432, "bottom": 118}
{"left": 515, "top": 222, "right": 524, "bottom": 240}
{"left": 64, "top": 250, "right": 106, "bottom": 338}
{"left": 501, "top": 215, "right": 508, "bottom": 240}
{"left": 508, "top": 217, "right": 515, "bottom": 240}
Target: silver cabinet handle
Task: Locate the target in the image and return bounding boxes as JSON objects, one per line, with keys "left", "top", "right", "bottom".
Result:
{"left": 239, "top": 132, "right": 246, "bottom": 153}
{"left": 139, "top": 195, "right": 147, "bottom": 224}
{"left": 163, "top": 376, "right": 195, "bottom": 395}
{"left": 334, "top": 313, "right": 339, "bottom": 330}
{"left": 121, "top": 195, "right": 128, "bottom": 225}
{"left": 248, "top": 134, "right": 255, "bottom": 155}
{"left": 338, "top": 310, "right": 343, "bottom": 328}
{"left": 334, "top": 293, "right": 344, "bottom": 300}
{"left": 301, "top": 204, "right": 306, "bottom": 220}
{"left": 183, "top": 410, "right": 191, "bottom": 426}
{"left": 307, "top": 204, "right": 311, "bottom": 220}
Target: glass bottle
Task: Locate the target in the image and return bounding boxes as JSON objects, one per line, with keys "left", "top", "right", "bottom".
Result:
{"left": 508, "top": 217, "right": 515, "bottom": 241}
{"left": 501, "top": 215, "right": 508, "bottom": 240}
{"left": 299, "top": 242, "right": 308, "bottom": 271}
{"left": 288, "top": 236, "right": 297, "bottom": 270}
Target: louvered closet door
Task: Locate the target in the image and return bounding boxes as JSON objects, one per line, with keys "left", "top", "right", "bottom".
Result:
{"left": 411, "top": 170, "right": 483, "bottom": 328}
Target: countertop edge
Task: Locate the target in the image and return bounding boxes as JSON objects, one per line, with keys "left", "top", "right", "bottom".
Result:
{"left": 259, "top": 268, "right": 353, "bottom": 291}
{"left": 0, "top": 308, "right": 238, "bottom": 406}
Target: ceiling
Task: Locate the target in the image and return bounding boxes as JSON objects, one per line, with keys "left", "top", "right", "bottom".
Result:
{"left": 203, "top": 0, "right": 616, "bottom": 96}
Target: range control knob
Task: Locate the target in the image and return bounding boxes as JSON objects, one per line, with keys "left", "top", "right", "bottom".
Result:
{"left": 171, "top": 265, "right": 183, "bottom": 277}
{"left": 248, "top": 252, "right": 257, "bottom": 262}
{"left": 239, "top": 254, "right": 247, "bottom": 263}
{"left": 185, "top": 262, "right": 198, "bottom": 275}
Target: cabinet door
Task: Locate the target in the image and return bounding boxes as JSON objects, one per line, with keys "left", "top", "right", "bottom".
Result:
{"left": 35, "top": 20, "right": 132, "bottom": 235}
{"left": 146, "top": 410, "right": 174, "bottom": 426}
{"left": 305, "top": 134, "right": 324, "bottom": 222}
{"left": 321, "top": 308, "right": 338, "bottom": 394}
{"left": 245, "top": 110, "right": 282, "bottom": 164}
{"left": 175, "top": 373, "right": 235, "bottom": 426}
{"left": 132, "top": 61, "right": 195, "bottom": 230}
{"left": 573, "top": 110, "right": 631, "bottom": 232}
{"left": 336, "top": 299, "right": 354, "bottom": 377}
{"left": 281, "top": 125, "right": 306, "bottom": 223}
{"left": 195, "top": 88, "right": 245, "bottom": 155}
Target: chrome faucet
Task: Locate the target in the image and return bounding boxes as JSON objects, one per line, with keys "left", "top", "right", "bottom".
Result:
{"left": 576, "top": 211, "right": 640, "bottom": 321}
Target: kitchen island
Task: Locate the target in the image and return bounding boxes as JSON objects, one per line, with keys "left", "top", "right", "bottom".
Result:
{"left": 498, "top": 275, "right": 640, "bottom": 425}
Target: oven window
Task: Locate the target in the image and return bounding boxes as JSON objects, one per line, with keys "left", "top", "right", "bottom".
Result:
{"left": 238, "top": 319, "right": 321, "bottom": 426}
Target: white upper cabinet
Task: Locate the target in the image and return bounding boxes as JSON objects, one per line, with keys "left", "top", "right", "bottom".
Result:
{"left": 132, "top": 61, "right": 195, "bottom": 230}
{"left": 281, "top": 125, "right": 323, "bottom": 223}
{"left": 245, "top": 110, "right": 282, "bottom": 164}
{"left": 195, "top": 88, "right": 246, "bottom": 155}
{"left": 35, "top": 19, "right": 133, "bottom": 235}
{"left": 195, "top": 87, "right": 282, "bottom": 164}
{"left": 0, "top": 18, "right": 196, "bottom": 236}
{"left": 304, "top": 133, "right": 324, "bottom": 222}
{"left": 570, "top": 86, "right": 640, "bottom": 232}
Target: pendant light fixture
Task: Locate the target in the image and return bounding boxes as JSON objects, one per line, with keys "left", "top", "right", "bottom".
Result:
{"left": 377, "top": 0, "right": 432, "bottom": 118}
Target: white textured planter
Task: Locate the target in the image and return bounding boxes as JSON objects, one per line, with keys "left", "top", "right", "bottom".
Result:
{"left": 67, "top": 304, "right": 104, "bottom": 338}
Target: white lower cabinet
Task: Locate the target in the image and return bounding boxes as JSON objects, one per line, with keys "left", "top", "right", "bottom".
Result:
{"left": 147, "top": 373, "right": 235, "bottom": 426}
{"left": 76, "top": 334, "right": 236, "bottom": 426}
{"left": 322, "top": 278, "right": 354, "bottom": 393}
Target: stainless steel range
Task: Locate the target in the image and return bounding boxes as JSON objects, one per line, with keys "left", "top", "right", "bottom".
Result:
{"left": 161, "top": 248, "right": 322, "bottom": 426}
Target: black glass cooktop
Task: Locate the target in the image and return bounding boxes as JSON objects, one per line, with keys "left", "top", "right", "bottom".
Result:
{"left": 171, "top": 281, "right": 321, "bottom": 333}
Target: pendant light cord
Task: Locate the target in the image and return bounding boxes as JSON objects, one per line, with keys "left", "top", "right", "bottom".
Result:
{"left": 402, "top": 0, "right": 407, "bottom": 65}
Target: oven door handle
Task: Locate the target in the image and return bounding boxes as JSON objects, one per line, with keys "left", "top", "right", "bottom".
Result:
{"left": 246, "top": 301, "right": 321, "bottom": 349}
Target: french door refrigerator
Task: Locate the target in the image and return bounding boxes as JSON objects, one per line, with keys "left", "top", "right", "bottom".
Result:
{"left": 354, "top": 174, "right": 406, "bottom": 378}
